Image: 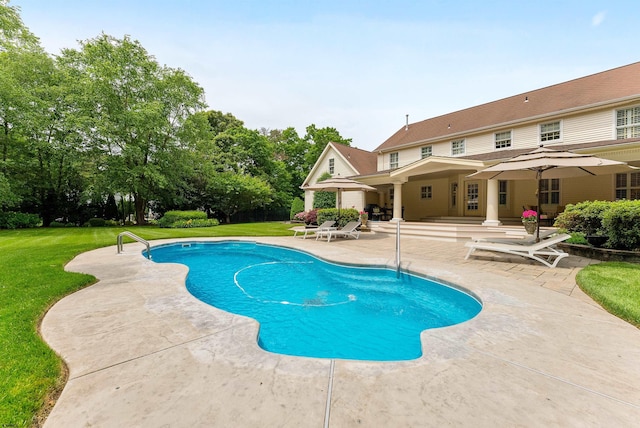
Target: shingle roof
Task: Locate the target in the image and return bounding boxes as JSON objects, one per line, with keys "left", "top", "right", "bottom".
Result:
{"left": 461, "top": 138, "right": 640, "bottom": 162}
{"left": 332, "top": 143, "right": 378, "bottom": 175}
{"left": 375, "top": 62, "right": 640, "bottom": 152}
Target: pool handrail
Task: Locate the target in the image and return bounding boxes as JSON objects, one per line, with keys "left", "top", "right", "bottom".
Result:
{"left": 117, "top": 231, "right": 151, "bottom": 259}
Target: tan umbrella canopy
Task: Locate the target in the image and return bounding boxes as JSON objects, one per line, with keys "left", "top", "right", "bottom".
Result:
{"left": 301, "top": 176, "right": 376, "bottom": 213}
{"left": 468, "top": 146, "right": 637, "bottom": 241}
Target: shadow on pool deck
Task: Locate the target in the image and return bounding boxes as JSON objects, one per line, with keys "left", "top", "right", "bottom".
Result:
{"left": 41, "top": 235, "right": 640, "bottom": 427}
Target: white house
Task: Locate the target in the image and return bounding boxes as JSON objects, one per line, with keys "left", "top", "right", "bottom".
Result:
{"left": 302, "top": 61, "right": 640, "bottom": 224}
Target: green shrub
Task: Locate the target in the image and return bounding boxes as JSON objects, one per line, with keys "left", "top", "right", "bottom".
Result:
{"left": 555, "top": 200, "right": 640, "bottom": 251}
{"left": 290, "top": 197, "right": 305, "bottom": 220}
{"left": 49, "top": 221, "right": 66, "bottom": 228}
{"left": 88, "top": 218, "right": 106, "bottom": 227}
{"left": 104, "top": 220, "right": 119, "bottom": 227}
{"left": 169, "top": 218, "right": 220, "bottom": 228}
{"left": 602, "top": 200, "right": 640, "bottom": 250}
{"left": 565, "top": 231, "right": 588, "bottom": 245}
{"left": 157, "top": 210, "right": 218, "bottom": 228}
{"left": 313, "top": 191, "right": 336, "bottom": 209}
{"left": 317, "top": 208, "right": 359, "bottom": 227}
{"left": 555, "top": 200, "right": 611, "bottom": 236}
{"left": 0, "top": 212, "right": 41, "bottom": 229}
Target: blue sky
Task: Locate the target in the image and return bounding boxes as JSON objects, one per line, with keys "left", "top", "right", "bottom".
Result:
{"left": 12, "top": 0, "right": 640, "bottom": 151}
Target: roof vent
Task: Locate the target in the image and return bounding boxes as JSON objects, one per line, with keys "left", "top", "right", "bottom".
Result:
{"left": 524, "top": 96, "right": 529, "bottom": 103}
{"left": 405, "top": 114, "right": 409, "bottom": 131}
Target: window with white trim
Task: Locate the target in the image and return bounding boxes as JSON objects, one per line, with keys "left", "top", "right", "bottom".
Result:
{"left": 328, "top": 158, "right": 334, "bottom": 174}
{"left": 390, "top": 152, "right": 399, "bottom": 169}
{"left": 540, "top": 178, "right": 560, "bottom": 204}
{"left": 495, "top": 131, "right": 512, "bottom": 149}
{"left": 615, "top": 172, "right": 640, "bottom": 200}
{"left": 616, "top": 106, "right": 640, "bottom": 139}
{"left": 540, "top": 121, "right": 561, "bottom": 143}
{"left": 421, "top": 146, "right": 432, "bottom": 158}
{"left": 421, "top": 185, "right": 432, "bottom": 199}
{"left": 498, "top": 180, "right": 508, "bottom": 205}
{"left": 451, "top": 139, "right": 465, "bottom": 155}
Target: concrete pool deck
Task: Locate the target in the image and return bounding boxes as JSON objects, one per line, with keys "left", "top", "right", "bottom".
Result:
{"left": 41, "top": 233, "right": 640, "bottom": 427}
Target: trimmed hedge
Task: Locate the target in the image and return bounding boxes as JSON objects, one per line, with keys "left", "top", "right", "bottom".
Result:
{"left": 0, "top": 212, "right": 41, "bottom": 229}
{"left": 290, "top": 197, "right": 305, "bottom": 220}
{"left": 316, "top": 208, "right": 359, "bottom": 228}
{"left": 602, "top": 200, "right": 640, "bottom": 250}
{"left": 157, "top": 210, "right": 219, "bottom": 228}
{"left": 555, "top": 200, "right": 640, "bottom": 250}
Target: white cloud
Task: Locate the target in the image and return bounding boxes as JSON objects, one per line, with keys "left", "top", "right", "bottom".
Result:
{"left": 592, "top": 11, "right": 607, "bottom": 27}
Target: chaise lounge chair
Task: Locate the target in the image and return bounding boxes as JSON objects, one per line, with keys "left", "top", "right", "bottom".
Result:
{"left": 464, "top": 233, "right": 571, "bottom": 268}
{"left": 316, "top": 221, "right": 361, "bottom": 242}
{"left": 290, "top": 220, "right": 336, "bottom": 239}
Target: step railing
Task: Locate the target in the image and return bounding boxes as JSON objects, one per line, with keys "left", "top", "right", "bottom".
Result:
{"left": 117, "top": 231, "right": 151, "bottom": 259}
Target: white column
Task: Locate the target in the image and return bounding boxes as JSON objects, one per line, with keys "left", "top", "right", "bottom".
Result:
{"left": 304, "top": 190, "right": 314, "bottom": 212}
{"left": 392, "top": 182, "right": 404, "bottom": 221}
{"left": 482, "top": 179, "right": 501, "bottom": 226}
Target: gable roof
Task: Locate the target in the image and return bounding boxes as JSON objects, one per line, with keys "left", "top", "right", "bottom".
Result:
{"left": 332, "top": 142, "right": 378, "bottom": 176}
{"left": 301, "top": 142, "right": 378, "bottom": 186}
{"left": 375, "top": 62, "right": 640, "bottom": 152}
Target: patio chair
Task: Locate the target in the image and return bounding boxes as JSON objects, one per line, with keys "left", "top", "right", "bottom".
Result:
{"left": 464, "top": 233, "right": 570, "bottom": 268}
{"left": 316, "top": 221, "right": 361, "bottom": 242}
{"left": 290, "top": 220, "right": 336, "bottom": 239}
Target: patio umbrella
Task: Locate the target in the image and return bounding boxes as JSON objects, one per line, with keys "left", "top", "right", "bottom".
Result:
{"left": 468, "top": 146, "right": 637, "bottom": 241}
{"left": 301, "top": 176, "right": 376, "bottom": 214}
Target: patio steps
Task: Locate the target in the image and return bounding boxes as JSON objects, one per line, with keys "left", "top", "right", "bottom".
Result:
{"left": 369, "top": 220, "right": 553, "bottom": 242}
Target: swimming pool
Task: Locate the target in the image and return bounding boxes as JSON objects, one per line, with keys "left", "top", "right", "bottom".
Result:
{"left": 150, "top": 241, "right": 482, "bottom": 361}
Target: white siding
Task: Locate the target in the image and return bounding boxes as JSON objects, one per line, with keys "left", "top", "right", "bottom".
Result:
{"left": 562, "top": 110, "right": 614, "bottom": 144}
{"left": 381, "top": 106, "right": 619, "bottom": 164}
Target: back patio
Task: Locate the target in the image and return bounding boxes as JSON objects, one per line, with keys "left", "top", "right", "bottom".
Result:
{"left": 41, "top": 233, "right": 640, "bottom": 427}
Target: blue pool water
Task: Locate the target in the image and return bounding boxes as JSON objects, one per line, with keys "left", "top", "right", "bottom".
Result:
{"left": 150, "top": 241, "right": 482, "bottom": 361}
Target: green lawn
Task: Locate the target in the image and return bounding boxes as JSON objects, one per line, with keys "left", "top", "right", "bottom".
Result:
{"left": 1, "top": 224, "right": 638, "bottom": 427}
{"left": 576, "top": 262, "right": 640, "bottom": 328}
{"left": 0, "top": 223, "right": 293, "bottom": 428}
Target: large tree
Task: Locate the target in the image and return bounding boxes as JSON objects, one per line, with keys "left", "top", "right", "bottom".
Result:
{"left": 303, "top": 124, "right": 352, "bottom": 167}
{"left": 59, "top": 34, "right": 208, "bottom": 224}
{"left": 0, "top": 0, "right": 40, "bottom": 52}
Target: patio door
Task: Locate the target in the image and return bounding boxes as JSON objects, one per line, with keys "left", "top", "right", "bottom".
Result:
{"left": 464, "top": 181, "right": 480, "bottom": 216}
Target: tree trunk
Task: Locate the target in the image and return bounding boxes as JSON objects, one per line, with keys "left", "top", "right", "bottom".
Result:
{"left": 134, "top": 194, "right": 147, "bottom": 225}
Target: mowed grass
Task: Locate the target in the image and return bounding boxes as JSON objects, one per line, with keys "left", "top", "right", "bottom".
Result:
{"left": 0, "top": 223, "right": 293, "bottom": 427}
{"left": 576, "top": 262, "right": 640, "bottom": 328}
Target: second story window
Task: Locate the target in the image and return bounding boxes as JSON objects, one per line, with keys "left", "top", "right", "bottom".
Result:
{"left": 495, "top": 131, "right": 512, "bottom": 149}
{"left": 616, "top": 106, "right": 640, "bottom": 139}
{"left": 390, "top": 152, "right": 399, "bottom": 169}
{"left": 421, "top": 146, "right": 432, "bottom": 158}
{"left": 540, "top": 121, "right": 561, "bottom": 143}
{"left": 329, "top": 158, "right": 334, "bottom": 174}
{"left": 451, "top": 139, "right": 465, "bottom": 156}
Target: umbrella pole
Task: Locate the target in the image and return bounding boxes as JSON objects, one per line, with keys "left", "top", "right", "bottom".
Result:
{"left": 536, "top": 171, "right": 542, "bottom": 242}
